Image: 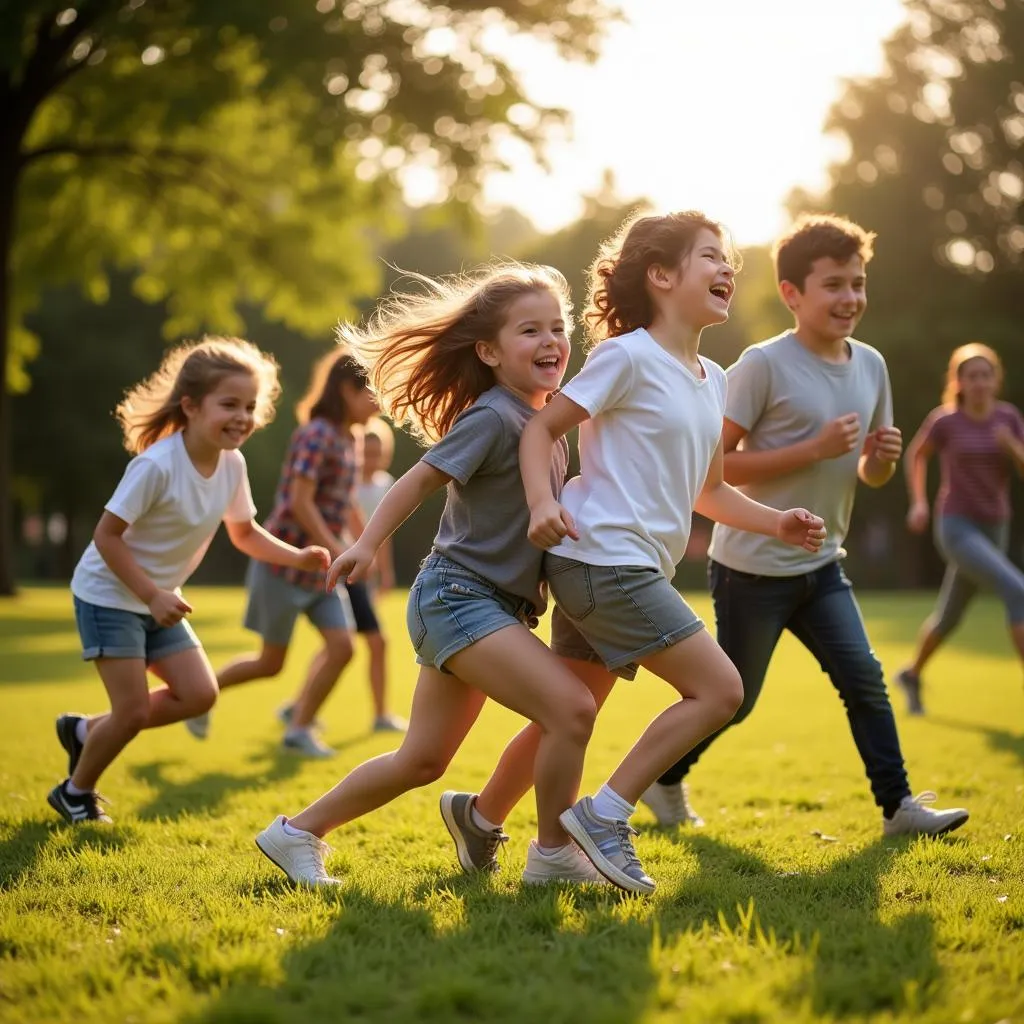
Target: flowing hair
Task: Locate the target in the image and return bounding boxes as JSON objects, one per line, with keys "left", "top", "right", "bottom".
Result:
{"left": 337, "top": 262, "right": 572, "bottom": 445}
{"left": 294, "top": 348, "right": 369, "bottom": 426}
{"left": 584, "top": 210, "right": 737, "bottom": 346}
{"left": 942, "top": 342, "right": 1003, "bottom": 409}
{"left": 114, "top": 336, "right": 281, "bottom": 454}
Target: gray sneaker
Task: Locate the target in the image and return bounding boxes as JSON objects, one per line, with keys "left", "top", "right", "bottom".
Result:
{"left": 895, "top": 669, "right": 925, "bottom": 716}
{"left": 439, "top": 791, "right": 509, "bottom": 873}
{"left": 883, "top": 792, "right": 969, "bottom": 837}
{"left": 185, "top": 712, "right": 210, "bottom": 740}
{"left": 277, "top": 704, "right": 325, "bottom": 732}
{"left": 640, "top": 781, "right": 705, "bottom": 827}
{"left": 282, "top": 728, "right": 335, "bottom": 759}
{"left": 559, "top": 797, "right": 655, "bottom": 894}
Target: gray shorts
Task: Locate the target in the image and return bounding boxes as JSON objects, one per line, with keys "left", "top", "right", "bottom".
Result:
{"left": 243, "top": 559, "right": 355, "bottom": 647}
{"left": 546, "top": 553, "right": 704, "bottom": 681}
{"left": 408, "top": 554, "right": 536, "bottom": 672}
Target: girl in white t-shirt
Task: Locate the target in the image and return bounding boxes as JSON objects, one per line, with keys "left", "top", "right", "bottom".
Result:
{"left": 442, "top": 211, "right": 827, "bottom": 893}
{"left": 52, "top": 338, "right": 330, "bottom": 824}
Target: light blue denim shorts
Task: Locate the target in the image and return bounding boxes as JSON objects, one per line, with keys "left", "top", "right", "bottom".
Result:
{"left": 73, "top": 595, "right": 200, "bottom": 664}
{"left": 243, "top": 559, "right": 355, "bottom": 647}
{"left": 545, "top": 554, "right": 704, "bottom": 681}
{"left": 407, "top": 553, "right": 536, "bottom": 671}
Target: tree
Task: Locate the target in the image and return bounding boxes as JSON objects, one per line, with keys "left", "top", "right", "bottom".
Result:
{"left": 0, "top": 0, "right": 620, "bottom": 594}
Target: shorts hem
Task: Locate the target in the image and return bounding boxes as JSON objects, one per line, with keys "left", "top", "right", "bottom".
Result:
{"left": 429, "top": 618, "right": 522, "bottom": 672}
{"left": 604, "top": 618, "right": 706, "bottom": 673}
{"left": 147, "top": 636, "right": 202, "bottom": 665}
{"left": 81, "top": 644, "right": 140, "bottom": 661}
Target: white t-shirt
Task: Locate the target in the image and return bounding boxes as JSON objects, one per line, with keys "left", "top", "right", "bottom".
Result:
{"left": 356, "top": 470, "right": 395, "bottom": 521}
{"left": 71, "top": 432, "right": 257, "bottom": 613}
{"left": 549, "top": 327, "right": 727, "bottom": 579}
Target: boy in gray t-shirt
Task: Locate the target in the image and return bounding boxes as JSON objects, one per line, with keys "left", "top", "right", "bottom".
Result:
{"left": 644, "top": 215, "right": 969, "bottom": 838}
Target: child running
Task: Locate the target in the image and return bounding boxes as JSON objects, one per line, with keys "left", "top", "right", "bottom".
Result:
{"left": 897, "top": 343, "right": 1024, "bottom": 712}
{"left": 643, "top": 215, "right": 969, "bottom": 837}
{"left": 188, "top": 350, "right": 385, "bottom": 756}
{"left": 441, "top": 211, "right": 827, "bottom": 894}
{"left": 53, "top": 338, "right": 329, "bottom": 823}
{"left": 255, "top": 263, "right": 615, "bottom": 888}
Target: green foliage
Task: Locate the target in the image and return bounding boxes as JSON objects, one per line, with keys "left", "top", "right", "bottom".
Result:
{"left": 2, "top": 587, "right": 1023, "bottom": 1023}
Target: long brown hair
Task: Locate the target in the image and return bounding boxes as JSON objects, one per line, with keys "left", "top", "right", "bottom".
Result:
{"left": 584, "top": 210, "right": 736, "bottom": 345}
{"left": 115, "top": 337, "right": 281, "bottom": 454}
{"left": 295, "top": 349, "right": 369, "bottom": 426}
{"left": 337, "top": 262, "right": 571, "bottom": 444}
{"left": 942, "top": 342, "right": 1003, "bottom": 409}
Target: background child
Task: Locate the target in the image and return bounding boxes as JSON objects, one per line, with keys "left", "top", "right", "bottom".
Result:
{"left": 254, "top": 263, "right": 618, "bottom": 889}
{"left": 443, "top": 212, "right": 826, "bottom": 894}
{"left": 191, "top": 350, "right": 380, "bottom": 757}
{"left": 54, "top": 337, "right": 329, "bottom": 823}
{"left": 898, "top": 343, "right": 1024, "bottom": 712}
{"left": 645, "top": 214, "right": 969, "bottom": 837}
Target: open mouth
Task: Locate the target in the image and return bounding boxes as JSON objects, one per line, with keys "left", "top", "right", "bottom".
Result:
{"left": 709, "top": 283, "right": 732, "bottom": 303}
{"left": 534, "top": 355, "right": 561, "bottom": 371}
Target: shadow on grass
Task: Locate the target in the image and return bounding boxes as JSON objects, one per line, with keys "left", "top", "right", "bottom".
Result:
{"left": 0, "top": 818, "right": 136, "bottom": 891}
{"left": 926, "top": 714, "right": 1024, "bottom": 769}
{"left": 666, "top": 834, "right": 942, "bottom": 1018}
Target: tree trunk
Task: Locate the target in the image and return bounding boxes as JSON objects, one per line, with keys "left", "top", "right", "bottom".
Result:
{"left": 0, "top": 158, "right": 16, "bottom": 596}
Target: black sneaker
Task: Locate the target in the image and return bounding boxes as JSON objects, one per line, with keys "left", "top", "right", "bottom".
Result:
{"left": 895, "top": 669, "right": 924, "bottom": 716}
{"left": 47, "top": 781, "right": 112, "bottom": 824}
{"left": 55, "top": 714, "right": 87, "bottom": 775}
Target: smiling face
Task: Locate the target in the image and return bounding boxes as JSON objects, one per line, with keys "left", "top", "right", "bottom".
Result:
{"left": 956, "top": 356, "right": 999, "bottom": 409}
{"left": 782, "top": 254, "right": 867, "bottom": 344}
{"left": 182, "top": 372, "right": 259, "bottom": 451}
{"left": 476, "top": 289, "right": 570, "bottom": 409}
{"left": 653, "top": 227, "right": 736, "bottom": 330}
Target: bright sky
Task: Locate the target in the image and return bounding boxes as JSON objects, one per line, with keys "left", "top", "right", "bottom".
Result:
{"left": 482, "top": 0, "right": 908, "bottom": 244}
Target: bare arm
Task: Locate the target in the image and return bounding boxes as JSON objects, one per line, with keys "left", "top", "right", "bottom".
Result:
{"left": 904, "top": 430, "right": 934, "bottom": 506}
{"left": 695, "top": 435, "right": 783, "bottom": 536}
{"left": 520, "top": 394, "right": 589, "bottom": 548}
{"left": 224, "top": 518, "right": 328, "bottom": 571}
{"left": 289, "top": 476, "right": 344, "bottom": 556}
{"left": 995, "top": 425, "right": 1024, "bottom": 477}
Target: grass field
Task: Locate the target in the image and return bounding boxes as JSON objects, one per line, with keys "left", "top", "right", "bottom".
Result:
{"left": 1, "top": 585, "right": 1022, "bottom": 1024}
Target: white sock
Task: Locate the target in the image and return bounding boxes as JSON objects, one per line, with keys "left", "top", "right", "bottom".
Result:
{"left": 281, "top": 819, "right": 307, "bottom": 837}
{"left": 65, "top": 779, "right": 88, "bottom": 796}
{"left": 470, "top": 802, "right": 501, "bottom": 833}
{"left": 591, "top": 784, "right": 636, "bottom": 822}
{"left": 535, "top": 843, "right": 567, "bottom": 857}
{"left": 75, "top": 719, "right": 89, "bottom": 744}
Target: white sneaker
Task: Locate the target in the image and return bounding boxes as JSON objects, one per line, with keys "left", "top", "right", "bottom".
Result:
{"left": 373, "top": 713, "right": 408, "bottom": 733}
{"left": 282, "top": 728, "right": 335, "bottom": 759}
{"left": 522, "top": 840, "right": 607, "bottom": 885}
{"left": 185, "top": 712, "right": 210, "bottom": 740}
{"left": 883, "top": 792, "right": 969, "bottom": 837}
{"left": 255, "top": 816, "right": 341, "bottom": 887}
{"left": 640, "top": 781, "right": 704, "bottom": 827}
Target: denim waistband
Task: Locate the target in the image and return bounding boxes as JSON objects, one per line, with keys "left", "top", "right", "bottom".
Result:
{"left": 419, "top": 552, "right": 536, "bottom": 620}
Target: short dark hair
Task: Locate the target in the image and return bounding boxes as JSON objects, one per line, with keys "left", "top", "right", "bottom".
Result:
{"left": 773, "top": 214, "right": 875, "bottom": 291}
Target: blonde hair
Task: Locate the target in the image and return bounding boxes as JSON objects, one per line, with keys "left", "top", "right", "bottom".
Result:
{"left": 362, "top": 416, "right": 395, "bottom": 466}
{"left": 337, "top": 262, "right": 571, "bottom": 444}
{"left": 585, "top": 210, "right": 738, "bottom": 346}
{"left": 115, "top": 337, "right": 281, "bottom": 454}
{"left": 942, "top": 343, "right": 1003, "bottom": 409}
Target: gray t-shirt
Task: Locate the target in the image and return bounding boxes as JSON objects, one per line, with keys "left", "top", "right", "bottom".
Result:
{"left": 708, "top": 332, "right": 893, "bottom": 576}
{"left": 422, "top": 385, "right": 568, "bottom": 611}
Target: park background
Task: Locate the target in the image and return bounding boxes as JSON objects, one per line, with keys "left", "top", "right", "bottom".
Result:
{"left": 4, "top": 0, "right": 1024, "bottom": 598}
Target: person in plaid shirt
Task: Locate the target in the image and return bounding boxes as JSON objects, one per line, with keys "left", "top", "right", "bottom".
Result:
{"left": 187, "top": 350, "right": 381, "bottom": 757}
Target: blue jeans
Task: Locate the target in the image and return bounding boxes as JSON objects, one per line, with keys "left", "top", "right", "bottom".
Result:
{"left": 657, "top": 559, "right": 911, "bottom": 811}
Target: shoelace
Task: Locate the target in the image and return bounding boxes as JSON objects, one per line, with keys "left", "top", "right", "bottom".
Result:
{"left": 81, "top": 791, "right": 111, "bottom": 817}
{"left": 612, "top": 821, "right": 643, "bottom": 872}
{"left": 300, "top": 834, "right": 335, "bottom": 880}
{"left": 909, "top": 790, "right": 938, "bottom": 808}
{"left": 484, "top": 830, "right": 510, "bottom": 867}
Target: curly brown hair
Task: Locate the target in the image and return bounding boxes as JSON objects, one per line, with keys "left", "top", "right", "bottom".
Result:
{"left": 773, "top": 214, "right": 876, "bottom": 291}
{"left": 337, "top": 262, "right": 572, "bottom": 445}
{"left": 584, "top": 210, "right": 737, "bottom": 345}
{"left": 114, "top": 337, "right": 281, "bottom": 454}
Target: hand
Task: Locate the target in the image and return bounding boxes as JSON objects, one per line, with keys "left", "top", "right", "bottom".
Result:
{"left": 815, "top": 413, "right": 861, "bottom": 460}
{"left": 326, "top": 541, "right": 375, "bottom": 590}
{"left": 295, "top": 545, "right": 331, "bottom": 572}
{"left": 527, "top": 497, "right": 580, "bottom": 549}
{"left": 906, "top": 500, "right": 930, "bottom": 534}
{"left": 776, "top": 508, "right": 827, "bottom": 553}
{"left": 864, "top": 425, "right": 903, "bottom": 463}
{"left": 148, "top": 589, "right": 192, "bottom": 627}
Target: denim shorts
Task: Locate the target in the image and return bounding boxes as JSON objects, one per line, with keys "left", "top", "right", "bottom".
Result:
{"left": 243, "top": 559, "right": 356, "bottom": 647}
{"left": 407, "top": 553, "right": 536, "bottom": 671}
{"left": 73, "top": 595, "right": 200, "bottom": 664}
{"left": 546, "top": 553, "right": 704, "bottom": 681}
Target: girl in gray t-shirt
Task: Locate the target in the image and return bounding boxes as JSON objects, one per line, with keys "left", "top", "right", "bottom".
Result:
{"left": 255, "top": 261, "right": 629, "bottom": 890}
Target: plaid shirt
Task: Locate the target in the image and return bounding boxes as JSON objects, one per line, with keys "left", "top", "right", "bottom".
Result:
{"left": 264, "top": 418, "right": 357, "bottom": 590}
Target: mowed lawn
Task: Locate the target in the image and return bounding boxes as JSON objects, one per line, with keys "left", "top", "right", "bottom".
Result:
{"left": 1, "top": 586, "right": 1022, "bottom": 1024}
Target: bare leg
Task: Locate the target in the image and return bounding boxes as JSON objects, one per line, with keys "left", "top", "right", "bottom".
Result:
{"left": 605, "top": 629, "right": 743, "bottom": 805}
{"left": 217, "top": 643, "right": 288, "bottom": 691}
{"left": 475, "top": 659, "right": 616, "bottom": 824}
{"left": 908, "top": 617, "right": 946, "bottom": 676}
{"left": 289, "top": 628, "right": 354, "bottom": 728}
{"left": 363, "top": 631, "right": 388, "bottom": 719}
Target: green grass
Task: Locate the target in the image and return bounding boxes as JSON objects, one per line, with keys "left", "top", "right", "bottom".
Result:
{"left": 1, "top": 586, "right": 1022, "bottom": 1024}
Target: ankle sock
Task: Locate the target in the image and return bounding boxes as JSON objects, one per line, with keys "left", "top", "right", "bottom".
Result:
{"left": 75, "top": 719, "right": 88, "bottom": 744}
{"left": 65, "top": 780, "right": 87, "bottom": 797}
{"left": 470, "top": 802, "right": 501, "bottom": 833}
{"left": 535, "top": 843, "right": 568, "bottom": 857}
{"left": 281, "top": 819, "right": 307, "bottom": 837}
{"left": 591, "top": 784, "right": 636, "bottom": 822}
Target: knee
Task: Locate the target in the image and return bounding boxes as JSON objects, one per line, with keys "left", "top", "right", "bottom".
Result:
{"left": 559, "top": 692, "right": 597, "bottom": 747}
{"left": 710, "top": 666, "right": 744, "bottom": 726}
{"left": 323, "top": 634, "right": 354, "bottom": 668}
{"left": 190, "top": 684, "right": 218, "bottom": 715}
{"left": 400, "top": 751, "right": 450, "bottom": 787}
{"left": 365, "top": 632, "right": 386, "bottom": 656}
{"left": 111, "top": 703, "right": 149, "bottom": 735}
{"left": 837, "top": 656, "right": 890, "bottom": 709}
{"left": 259, "top": 650, "right": 287, "bottom": 677}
